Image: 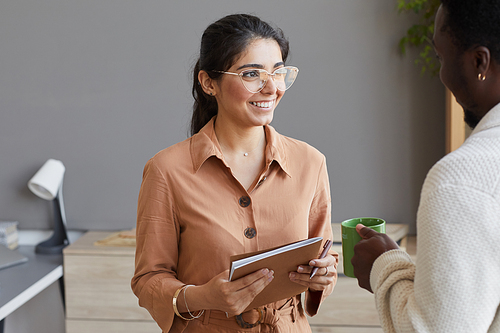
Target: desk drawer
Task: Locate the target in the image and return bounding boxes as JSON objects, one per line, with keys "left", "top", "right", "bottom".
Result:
{"left": 64, "top": 254, "right": 152, "bottom": 321}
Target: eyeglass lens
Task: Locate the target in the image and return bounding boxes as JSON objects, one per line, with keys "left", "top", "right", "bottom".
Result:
{"left": 240, "top": 67, "right": 298, "bottom": 93}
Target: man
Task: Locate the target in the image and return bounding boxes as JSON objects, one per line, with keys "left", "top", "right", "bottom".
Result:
{"left": 351, "top": 1, "right": 500, "bottom": 332}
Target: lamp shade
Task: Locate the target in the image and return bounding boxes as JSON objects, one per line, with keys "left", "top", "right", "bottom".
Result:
{"left": 28, "top": 159, "right": 65, "bottom": 200}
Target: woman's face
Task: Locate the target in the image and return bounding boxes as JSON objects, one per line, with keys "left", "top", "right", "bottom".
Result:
{"left": 214, "top": 38, "right": 286, "bottom": 129}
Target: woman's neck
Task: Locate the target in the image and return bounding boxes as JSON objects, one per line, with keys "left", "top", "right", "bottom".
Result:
{"left": 214, "top": 118, "right": 267, "bottom": 190}
{"left": 214, "top": 119, "right": 266, "bottom": 158}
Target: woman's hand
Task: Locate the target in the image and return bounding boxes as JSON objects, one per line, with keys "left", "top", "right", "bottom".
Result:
{"left": 185, "top": 268, "right": 274, "bottom": 317}
{"left": 288, "top": 254, "right": 337, "bottom": 292}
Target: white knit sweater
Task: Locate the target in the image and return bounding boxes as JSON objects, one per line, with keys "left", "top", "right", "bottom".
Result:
{"left": 370, "top": 103, "right": 500, "bottom": 333}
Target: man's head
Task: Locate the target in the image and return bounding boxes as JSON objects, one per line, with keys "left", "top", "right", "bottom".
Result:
{"left": 434, "top": 1, "right": 500, "bottom": 128}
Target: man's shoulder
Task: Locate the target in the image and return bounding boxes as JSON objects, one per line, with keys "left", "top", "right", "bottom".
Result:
{"left": 424, "top": 135, "right": 500, "bottom": 195}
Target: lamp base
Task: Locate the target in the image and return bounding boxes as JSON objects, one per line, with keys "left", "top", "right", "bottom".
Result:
{"left": 35, "top": 237, "right": 69, "bottom": 254}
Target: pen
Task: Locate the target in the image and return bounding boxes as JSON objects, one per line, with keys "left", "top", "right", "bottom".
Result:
{"left": 309, "top": 239, "right": 332, "bottom": 279}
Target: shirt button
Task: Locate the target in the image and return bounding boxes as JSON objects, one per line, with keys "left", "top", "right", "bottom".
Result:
{"left": 239, "top": 196, "right": 251, "bottom": 207}
{"left": 244, "top": 227, "right": 256, "bottom": 239}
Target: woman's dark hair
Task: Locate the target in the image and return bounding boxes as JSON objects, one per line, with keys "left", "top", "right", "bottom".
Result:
{"left": 190, "top": 14, "right": 289, "bottom": 135}
{"left": 440, "top": 0, "right": 500, "bottom": 63}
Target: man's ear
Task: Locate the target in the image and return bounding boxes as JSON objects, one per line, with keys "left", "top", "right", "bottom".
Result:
{"left": 473, "top": 46, "right": 491, "bottom": 77}
{"left": 198, "top": 70, "right": 217, "bottom": 96}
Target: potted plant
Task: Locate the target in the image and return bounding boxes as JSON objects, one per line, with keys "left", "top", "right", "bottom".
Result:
{"left": 397, "top": 0, "right": 468, "bottom": 152}
{"left": 398, "top": 0, "right": 440, "bottom": 76}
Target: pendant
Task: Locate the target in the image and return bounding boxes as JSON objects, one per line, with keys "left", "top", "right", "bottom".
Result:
{"left": 243, "top": 153, "right": 248, "bottom": 157}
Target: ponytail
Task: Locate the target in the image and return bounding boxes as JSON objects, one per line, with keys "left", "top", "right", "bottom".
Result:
{"left": 190, "top": 60, "right": 219, "bottom": 136}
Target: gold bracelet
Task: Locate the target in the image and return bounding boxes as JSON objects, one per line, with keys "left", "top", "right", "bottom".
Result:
{"left": 183, "top": 285, "right": 204, "bottom": 319}
{"left": 173, "top": 285, "right": 193, "bottom": 320}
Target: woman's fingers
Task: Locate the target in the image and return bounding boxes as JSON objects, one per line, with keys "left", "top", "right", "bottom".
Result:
{"left": 309, "top": 253, "right": 337, "bottom": 269}
{"left": 231, "top": 268, "right": 274, "bottom": 291}
{"left": 295, "top": 265, "right": 330, "bottom": 276}
{"left": 221, "top": 268, "right": 274, "bottom": 316}
{"left": 289, "top": 265, "right": 336, "bottom": 290}
{"left": 288, "top": 254, "right": 337, "bottom": 291}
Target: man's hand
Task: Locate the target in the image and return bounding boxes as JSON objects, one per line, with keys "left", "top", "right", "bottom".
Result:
{"left": 351, "top": 224, "right": 399, "bottom": 293}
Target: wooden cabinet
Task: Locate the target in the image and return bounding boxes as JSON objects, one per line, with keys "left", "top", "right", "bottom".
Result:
{"left": 446, "top": 88, "right": 471, "bottom": 153}
{"left": 63, "top": 231, "right": 160, "bottom": 333}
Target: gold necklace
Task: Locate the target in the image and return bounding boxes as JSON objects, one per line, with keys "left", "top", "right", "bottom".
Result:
{"left": 243, "top": 134, "right": 264, "bottom": 157}
{"left": 220, "top": 133, "right": 264, "bottom": 157}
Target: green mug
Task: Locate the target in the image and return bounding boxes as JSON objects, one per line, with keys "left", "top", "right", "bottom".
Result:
{"left": 341, "top": 217, "right": 385, "bottom": 278}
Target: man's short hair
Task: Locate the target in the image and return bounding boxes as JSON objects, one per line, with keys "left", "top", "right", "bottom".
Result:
{"left": 440, "top": 0, "right": 500, "bottom": 63}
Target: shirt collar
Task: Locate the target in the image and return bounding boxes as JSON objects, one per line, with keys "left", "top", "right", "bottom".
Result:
{"left": 470, "top": 102, "right": 500, "bottom": 136}
{"left": 190, "top": 117, "right": 291, "bottom": 177}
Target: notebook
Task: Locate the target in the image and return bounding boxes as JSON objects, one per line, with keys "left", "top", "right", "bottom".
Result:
{"left": 0, "top": 243, "right": 28, "bottom": 271}
{"left": 229, "top": 237, "right": 323, "bottom": 311}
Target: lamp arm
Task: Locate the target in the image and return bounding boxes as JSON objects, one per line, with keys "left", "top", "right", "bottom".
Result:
{"left": 35, "top": 181, "right": 69, "bottom": 254}
{"left": 57, "top": 183, "right": 68, "bottom": 228}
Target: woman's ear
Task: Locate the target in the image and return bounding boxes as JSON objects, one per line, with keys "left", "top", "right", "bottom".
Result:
{"left": 198, "top": 70, "right": 217, "bottom": 96}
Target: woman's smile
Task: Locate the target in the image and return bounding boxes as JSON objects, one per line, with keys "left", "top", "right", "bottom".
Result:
{"left": 249, "top": 100, "right": 275, "bottom": 109}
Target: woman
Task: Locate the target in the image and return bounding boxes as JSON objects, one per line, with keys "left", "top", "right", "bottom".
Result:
{"left": 131, "top": 13, "right": 337, "bottom": 332}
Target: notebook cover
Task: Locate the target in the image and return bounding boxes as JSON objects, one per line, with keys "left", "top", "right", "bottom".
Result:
{"left": 229, "top": 237, "right": 323, "bottom": 311}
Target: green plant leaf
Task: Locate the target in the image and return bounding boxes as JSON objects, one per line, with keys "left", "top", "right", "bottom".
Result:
{"left": 396, "top": 0, "right": 441, "bottom": 77}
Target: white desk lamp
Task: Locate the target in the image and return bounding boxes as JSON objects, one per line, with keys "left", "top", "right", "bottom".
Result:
{"left": 28, "top": 159, "right": 69, "bottom": 254}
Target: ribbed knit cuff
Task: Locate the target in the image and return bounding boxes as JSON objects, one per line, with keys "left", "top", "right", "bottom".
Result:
{"left": 370, "top": 249, "right": 413, "bottom": 293}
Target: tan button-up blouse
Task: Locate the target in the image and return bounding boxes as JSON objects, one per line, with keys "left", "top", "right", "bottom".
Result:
{"left": 131, "top": 118, "right": 337, "bottom": 332}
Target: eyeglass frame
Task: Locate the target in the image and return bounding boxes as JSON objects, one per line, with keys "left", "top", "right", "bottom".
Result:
{"left": 212, "top": 66, "right": 299, "bottom": 93}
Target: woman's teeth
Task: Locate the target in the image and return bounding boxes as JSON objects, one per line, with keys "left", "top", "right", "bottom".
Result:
{"left": 250, "top": 101, "right": 273, "bottom": 108}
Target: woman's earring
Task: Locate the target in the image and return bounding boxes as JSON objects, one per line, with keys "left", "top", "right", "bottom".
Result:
{"left": 478, "top": 73, "right": 486, "bottom": 81}
{"left": 210, "top": 92, "right": 214, "bottom": 96}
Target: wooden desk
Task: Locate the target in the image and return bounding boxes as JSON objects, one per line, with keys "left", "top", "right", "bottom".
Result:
{"left": 63, "top": 231, "right": 159, "bottom": 333}
{"left": 63, "top": 226, "right": 410, "bottom": 333}
{"left": 0, "top": 246, "right": 63, "bottom": 333}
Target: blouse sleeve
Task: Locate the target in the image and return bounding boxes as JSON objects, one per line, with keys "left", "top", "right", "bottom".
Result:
{"left": 131, "top": 158, "right": 187, "bottom": 332}
{"left": 304, "top": 156, "right": 338, "bottom": 316}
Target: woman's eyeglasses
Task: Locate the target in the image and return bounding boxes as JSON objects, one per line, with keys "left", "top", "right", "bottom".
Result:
{"left": 213, "top": 66, "right": 299, "bottom": 93}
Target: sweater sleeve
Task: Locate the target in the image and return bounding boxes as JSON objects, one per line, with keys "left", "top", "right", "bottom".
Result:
{"left": 370, "top": 183, "right": 500, "bottom": 333}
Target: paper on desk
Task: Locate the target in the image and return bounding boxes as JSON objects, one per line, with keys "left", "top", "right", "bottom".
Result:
{"left": 94, "top": 229, "right": 136, "bottom": 247}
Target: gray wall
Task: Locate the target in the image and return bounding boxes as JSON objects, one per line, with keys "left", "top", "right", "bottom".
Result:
{"left": 1, "top": 0, "right": 444, "bottom": 238}
{"left": 2, "top": 1, "right": 444, "bottom": 332}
